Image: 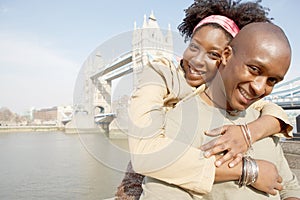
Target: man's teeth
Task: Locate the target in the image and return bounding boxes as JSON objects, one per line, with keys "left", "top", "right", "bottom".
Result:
{"left": 239, "top": 88, "right": 251, "bottom": 100}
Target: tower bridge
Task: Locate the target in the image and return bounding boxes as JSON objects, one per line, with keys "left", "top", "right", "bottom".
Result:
{"left": 71, "top": 12, "right": 186, "bottom": 135}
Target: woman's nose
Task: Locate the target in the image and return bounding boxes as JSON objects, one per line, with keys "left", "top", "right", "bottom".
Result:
{"left": 192, "top": 52, "right": 206, "bottom": 67}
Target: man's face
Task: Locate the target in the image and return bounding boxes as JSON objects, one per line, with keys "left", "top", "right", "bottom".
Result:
{"left": 220, "top": 34, "right": 291, "bottom": 111}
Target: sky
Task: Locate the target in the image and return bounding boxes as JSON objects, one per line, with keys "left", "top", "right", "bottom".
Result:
{"left": 0, "top": 0, "right": 299, "bottom": 114}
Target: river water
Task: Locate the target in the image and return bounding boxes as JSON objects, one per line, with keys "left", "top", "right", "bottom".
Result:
{"left": 0, "top": 131, "right": 130, "bottom": 200}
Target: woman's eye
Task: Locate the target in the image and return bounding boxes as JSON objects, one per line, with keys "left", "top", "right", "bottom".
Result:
{"left": 189, "top": 43, "right": 199, "bottom": 51}
{"left": 208, "top": 52, "right": 221, "bottom": 59}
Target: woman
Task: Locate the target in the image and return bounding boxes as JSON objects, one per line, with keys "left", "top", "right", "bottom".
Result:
{"left": 116, "top": 0, "right": 293, "bottom": 199}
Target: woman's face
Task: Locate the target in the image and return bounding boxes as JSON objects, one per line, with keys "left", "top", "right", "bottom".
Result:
{"left": 182, "top": 25, "right": 230, "bottom": 87}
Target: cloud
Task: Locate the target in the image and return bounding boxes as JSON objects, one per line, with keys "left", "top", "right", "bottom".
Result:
{"left": 0, "top": 32, "right": 80, "bottom": 114}
{"left": 0, "top": 32, "right": 78, "bottom": 74}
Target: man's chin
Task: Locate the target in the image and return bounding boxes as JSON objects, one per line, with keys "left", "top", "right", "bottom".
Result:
{"left": 229, "top": 103, "right": 247, "bottom": 113}
{"left": 232, "top": 105, "right": 248, "bottom": 112}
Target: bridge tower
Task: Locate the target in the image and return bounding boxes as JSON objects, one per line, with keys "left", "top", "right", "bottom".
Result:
{"left": 72, "top": 12, "right": 176, "bottom": 135}
{"left": 132, "top": 11, "right": 173, "bottom": 75}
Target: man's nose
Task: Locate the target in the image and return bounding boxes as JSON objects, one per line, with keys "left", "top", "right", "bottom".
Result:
{"left": 251, "top": 77, "right": 268, "bottom": 97}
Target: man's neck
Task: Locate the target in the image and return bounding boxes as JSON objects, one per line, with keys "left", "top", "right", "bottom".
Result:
{"left": 200, "top": 84, "right": 241, "bottom": 116}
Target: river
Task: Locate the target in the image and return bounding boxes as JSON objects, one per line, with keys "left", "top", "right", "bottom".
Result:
{"left": 2, "top": 128, "right": 299, "bottom": 200}
{"left": 0, "top": 131, "right": 130, "bottom": 200}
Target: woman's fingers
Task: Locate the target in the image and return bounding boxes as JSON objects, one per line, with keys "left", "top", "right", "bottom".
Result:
{"left": 204, "top": 126, "right": 227, "bottom": 136}
{"left": 278, "top": 175, "right": 283, "bottom": 183}
{"left": 200, "top": 138, "right": 218, "bottom": 152}
{"left": 227, "top": 153, "right": 243, "bottom": 168}
{"left": 269, "top": 176, "right": 283, "bottom": 195}
{"left": 201, "top": 139, "right": 227, "bottom": 158}
{"left": 201, "top": 126, "right": 228, "bottom": 152}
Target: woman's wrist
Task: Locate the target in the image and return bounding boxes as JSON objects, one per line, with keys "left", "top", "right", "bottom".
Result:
{"left": 240, "top": 124, "right": 253, "bottom": 151}
{"left": 246, "top": 122, "right": 264, "bottom": 143}
{"left": 214, "top": 155, "right": 243, "bottom": 182}
{"left": 247, "top": 115, "right": 283, "bottom": 143}
{"left": 238, "top": 156, "right": 259, "bottom": 187}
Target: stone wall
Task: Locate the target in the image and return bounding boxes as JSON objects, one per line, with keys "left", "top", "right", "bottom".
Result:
{"left": 281, "top": 140, "right": 300, "bottom": 180}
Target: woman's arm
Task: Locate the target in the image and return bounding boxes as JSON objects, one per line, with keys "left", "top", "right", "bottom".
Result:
{"left": 200, "top": 100, "right": 293, "bottom": 167}
{"left": 247, "top": 115, "right": 284, "bottom": 142}
{"left": 215, "top": 155, "right": 283, "bottom": 195}
{"left": 250, "top": 100, "right": 293, "bottom": 138}
{"left": 129, "top": 83, "right": 216, "bottom": 194}
{"left": 129, "top": 60, "right": 216, "bottom": 194}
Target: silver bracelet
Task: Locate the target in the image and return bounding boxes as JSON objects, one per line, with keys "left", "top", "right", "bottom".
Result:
{"left": 238, "top": 156, "right": 259, "bottom": 187}
{"left": 238, "top": 156, "right": 247, "bottom": 187}
{"left": 249, "top": 157, "right": 259, "bottom": 184}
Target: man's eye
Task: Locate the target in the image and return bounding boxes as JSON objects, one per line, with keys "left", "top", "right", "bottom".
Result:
{"left": 248, "top": 65, "right": 260, "bottom": 74}
{"left": 267, "top": 78, "right": 278, "bottom": 86}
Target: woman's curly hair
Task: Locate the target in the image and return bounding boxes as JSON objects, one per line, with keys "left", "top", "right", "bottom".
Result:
{"left": 178, "top": 0, "right": 273, "bottom": 42}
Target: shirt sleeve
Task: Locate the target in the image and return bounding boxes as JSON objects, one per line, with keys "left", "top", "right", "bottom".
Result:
{"left": 250, "top": 99, "right": 293, "bottom": 138}
{"left": 128, "top": 60, "right": 215, "bottom": 194}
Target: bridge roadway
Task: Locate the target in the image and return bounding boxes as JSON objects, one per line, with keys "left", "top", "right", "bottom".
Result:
{"left": 272, "top": 99, "right": 300, "bottom": 110}
{"left": 265, "top": 77, "right": 300, "bottom": 109}
{"left": 90, "top": 52, "right": 134, "bottom": 81}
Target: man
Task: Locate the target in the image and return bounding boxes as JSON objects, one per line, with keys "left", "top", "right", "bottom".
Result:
{"left": 129, "top": 22, "right": 300, "bottom": 199}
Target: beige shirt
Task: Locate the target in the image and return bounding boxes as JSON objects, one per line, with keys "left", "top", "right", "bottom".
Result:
{"left": 128, "top": 57, "right": 294, "bottom": 195}
{"left": 140, "top": 97, "right": 300, "bottom": 199}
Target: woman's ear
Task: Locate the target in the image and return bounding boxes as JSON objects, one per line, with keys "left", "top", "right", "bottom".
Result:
{"left": 221, "top": 46, "right": 233, "bottom": 66}
{"left": 180, "top": 59, "right": 183, "bottom": 68}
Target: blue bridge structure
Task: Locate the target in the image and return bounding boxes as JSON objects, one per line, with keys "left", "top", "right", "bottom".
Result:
{"left": 265, "top": 77, "right": 300, "bottom": 110}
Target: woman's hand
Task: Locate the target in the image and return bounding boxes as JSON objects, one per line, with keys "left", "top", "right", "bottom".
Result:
{"left": 252, "top": 160, "right": 283, "bottom": 195}
{"left": 214, "top": 156, "right": 282, "bottom": 195}
{"left": 200, "top": 125, "right": 249, "bottom": 167}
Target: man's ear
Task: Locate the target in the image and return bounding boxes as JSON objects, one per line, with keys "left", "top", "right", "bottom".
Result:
{"left": 221, "top": 46, "right": 233, "bottom": 66}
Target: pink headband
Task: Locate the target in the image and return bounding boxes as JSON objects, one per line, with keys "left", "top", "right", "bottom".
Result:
{"left": 193, "top": 15, "right": 240, "bottom": 37}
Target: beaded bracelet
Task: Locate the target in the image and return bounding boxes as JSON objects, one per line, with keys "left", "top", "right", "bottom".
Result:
{"left": 244, "top": 123, "right": 253, "bottom": 151}
{"left": 240, "top": 124, "right": 253, "bottom": 151}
